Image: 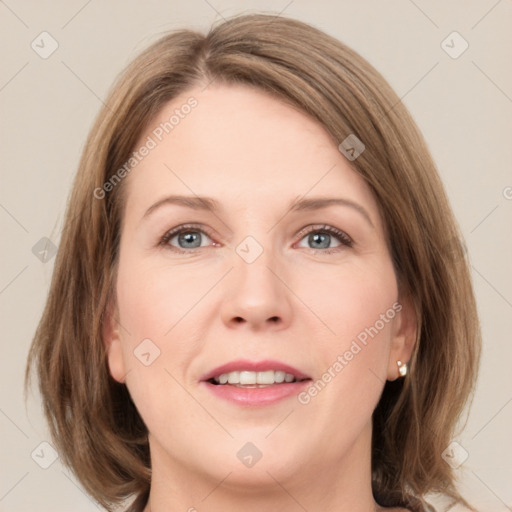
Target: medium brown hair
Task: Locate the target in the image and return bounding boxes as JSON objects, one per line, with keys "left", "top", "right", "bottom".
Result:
{"left": 26, "top": 13, "right": 481, "bottom": 512}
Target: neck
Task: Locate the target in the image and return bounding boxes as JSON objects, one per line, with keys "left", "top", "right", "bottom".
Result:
{"left": 143, "top": 421, "right": 378, "bottom": 512}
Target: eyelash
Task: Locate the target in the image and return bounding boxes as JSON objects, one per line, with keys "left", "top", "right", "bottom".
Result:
{"left": 159, "top": 223, "right": 354, "bottom": 254}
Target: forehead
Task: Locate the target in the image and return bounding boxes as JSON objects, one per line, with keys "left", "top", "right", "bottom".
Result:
{"left": 122, "top": 83, "right": 381, "bottom": 227}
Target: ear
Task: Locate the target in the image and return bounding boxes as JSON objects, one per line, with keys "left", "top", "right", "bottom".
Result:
{"left": 102, "top": 298, "right": 127, "bottom": 384}
{"left": 386, "top": 292, "right": 418, "bottom": 381}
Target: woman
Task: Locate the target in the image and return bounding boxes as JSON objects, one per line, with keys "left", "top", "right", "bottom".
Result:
{"left": 26, "top": 13, "right": 481, "bottom": 512}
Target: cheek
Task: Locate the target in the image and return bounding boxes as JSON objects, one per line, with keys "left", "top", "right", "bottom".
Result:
{"left": 334, "top": 278, "right": 397, "bottom": 360}
{"left": 113, "top": 260, "right": 190, "bottom": 429}
{"left": 297, "top": 259, "right": 398, "bottom": 404}
{"left": 113, "top": 254, "right": 213, "bottom": 403}
{"left": 285, "top": 263, "right": 399, "bottom": 461}
{"left": 115, "top": 253, "right": 210, "bottom": 344}
{"left": 302, "top": 256, "right": 398, "bottom": 351}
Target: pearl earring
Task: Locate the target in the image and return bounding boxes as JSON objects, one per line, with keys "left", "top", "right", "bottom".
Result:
{"left": 397, "top": 360, "right": 408, "bottom": 377}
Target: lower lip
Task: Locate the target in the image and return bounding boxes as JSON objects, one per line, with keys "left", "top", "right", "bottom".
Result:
{"left": 201, "top": 380, "right": 311, "bottom": 407}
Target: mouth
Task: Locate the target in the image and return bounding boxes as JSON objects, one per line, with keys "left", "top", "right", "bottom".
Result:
{"left": 201, "top": 359, "right": 311, "bottom": 385}
{"left": 200, "top": 360, "right": 312, "bottom": 406}
{"left": 207, "top": 369, "right": 309, "bottom": 387}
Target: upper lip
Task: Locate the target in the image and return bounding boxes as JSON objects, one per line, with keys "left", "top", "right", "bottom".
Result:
{"left": 200, "top": 359, "right": 311, "bottom": 382}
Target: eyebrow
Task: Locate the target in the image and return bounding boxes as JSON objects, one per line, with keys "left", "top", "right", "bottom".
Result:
{"left": 142, "top": 195, "right": 374, "bottom": 228}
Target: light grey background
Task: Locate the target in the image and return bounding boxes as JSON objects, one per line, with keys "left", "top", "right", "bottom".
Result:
{"left": 1, "top": 1, "right": 511, "bottom": 511}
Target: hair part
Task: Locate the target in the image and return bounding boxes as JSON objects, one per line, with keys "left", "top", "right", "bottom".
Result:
{"left": 26, "top": 13, "right": 481, "bottom": 512}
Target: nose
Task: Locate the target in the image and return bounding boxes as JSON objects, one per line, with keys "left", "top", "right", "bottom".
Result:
{"left": 219, "top": 244, "right": 293, "bottom": 332}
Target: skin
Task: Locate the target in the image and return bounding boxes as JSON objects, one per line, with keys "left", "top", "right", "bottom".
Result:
{"left": 104, "top": 83, "right": 417, "bottom": 512}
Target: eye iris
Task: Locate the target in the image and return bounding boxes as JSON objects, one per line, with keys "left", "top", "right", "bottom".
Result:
{"left": 309, "top": 232, "right": 330, "bottom": 249}
{"left": 178, "top": 231, "right": 201, "bottom": 248}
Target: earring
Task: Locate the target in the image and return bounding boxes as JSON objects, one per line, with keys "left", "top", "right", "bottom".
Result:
{"left": 397, "top": 360, "right": 408, "bottom": 377}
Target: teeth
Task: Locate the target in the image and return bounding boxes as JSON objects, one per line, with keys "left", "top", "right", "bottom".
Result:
{"left": 240, "top": 371, "right": 257, "bottom": 385}
{"left": 227, "top": 371, "right": 239, "bottom": 384}
{"left": 274, "top": 371, "right": 285, "bottom": 383}
{"left": 212, "top": 370, "right": 299, "bottom": 385}
{"left": 284, "top": 373, "right": 294, "bottom": 383}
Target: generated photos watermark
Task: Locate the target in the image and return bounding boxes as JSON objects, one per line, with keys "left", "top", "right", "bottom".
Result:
{"left": 93, "top": 96, "right": 198, "bottom": 200}
{"left": 298, "top": 301, "right": 402, "bottom": 405}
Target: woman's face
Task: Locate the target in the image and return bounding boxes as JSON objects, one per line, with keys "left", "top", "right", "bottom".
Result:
{"left": 105, "top": 83, "right": 415, "bottom": 490}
